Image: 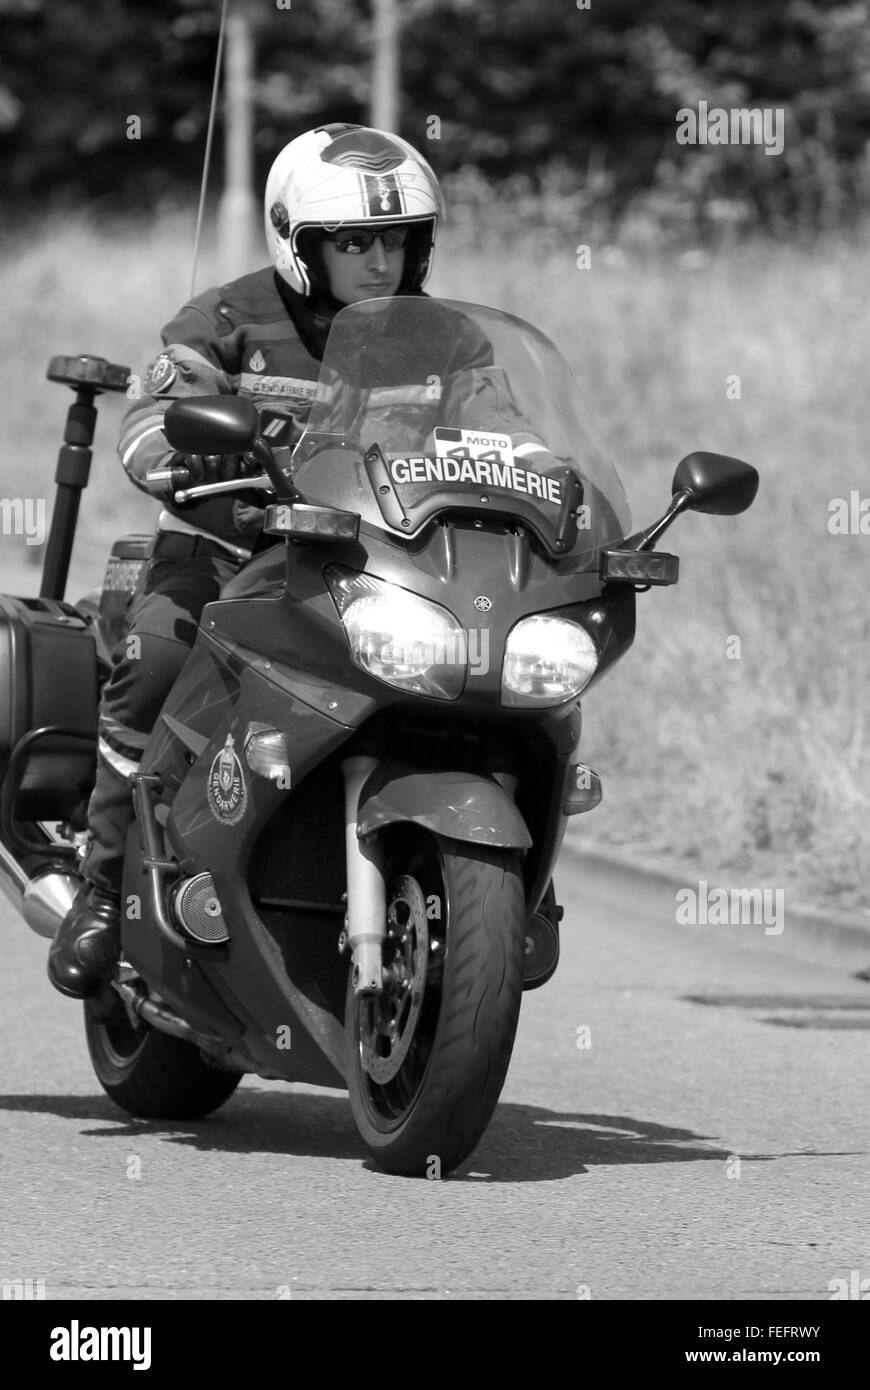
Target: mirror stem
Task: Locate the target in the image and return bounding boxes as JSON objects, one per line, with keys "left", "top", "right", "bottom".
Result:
{"left": 632, "top": 489, "right": 693, "bottom": 551}
{"left": 247, "top": 437, "right": 299, "bottom": 500}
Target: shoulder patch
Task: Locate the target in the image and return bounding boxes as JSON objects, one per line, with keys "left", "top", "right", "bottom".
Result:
{"left": 144, "top": 353, "right": 177, "bottom": 395}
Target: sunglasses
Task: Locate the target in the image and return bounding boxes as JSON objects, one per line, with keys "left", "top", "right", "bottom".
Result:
{"left": 323, "top": 227, "right": 409, "bottom": 254}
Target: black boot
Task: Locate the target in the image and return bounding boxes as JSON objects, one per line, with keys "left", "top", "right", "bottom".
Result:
{"left": 47, "top": 880, "right": 121, "bottom": 1000}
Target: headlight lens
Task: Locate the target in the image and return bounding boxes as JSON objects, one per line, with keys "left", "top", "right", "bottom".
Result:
{"left": 502, "top": 615, "right": 598, "bottom": 706}
{"left": 326, "top": 568, "right": 466, "bottom": 699}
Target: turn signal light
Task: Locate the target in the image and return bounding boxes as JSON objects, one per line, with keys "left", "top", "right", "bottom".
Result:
{"left": 263, "top": 503, "right": 360, "bottom": 541}
{"left": 563, "top": 765, "right": 602, "bottom": 815}
{"left": 599, "top": 550, "right": 679, "bottom": 585}
{"left": 243, "top": 723, "right": 291, "bottom": 784}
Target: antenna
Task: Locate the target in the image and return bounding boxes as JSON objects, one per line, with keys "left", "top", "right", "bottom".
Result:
{"left": 218, "top": 3, "right": 259, "bottom": 281}
{"left": 190, "top": 0, "right": 230, "bottom": 299}
{"left": 371, "top": 0, "right": 399, "bottom": 130}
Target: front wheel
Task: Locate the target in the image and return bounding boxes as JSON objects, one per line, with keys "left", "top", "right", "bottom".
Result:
{"left": 346, "top": 830, "right": 525, "bottom": 1176}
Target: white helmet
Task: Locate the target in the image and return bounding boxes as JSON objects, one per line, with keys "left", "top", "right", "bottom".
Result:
{"left": 264, "top": 123, "right": 444, "bottom": 297}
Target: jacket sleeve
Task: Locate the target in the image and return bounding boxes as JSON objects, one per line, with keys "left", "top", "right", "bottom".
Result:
{"left": 117, "top": 288, "right": 237, "bottom": 492}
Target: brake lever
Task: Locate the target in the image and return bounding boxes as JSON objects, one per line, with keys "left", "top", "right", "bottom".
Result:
{"left": 172, "top": 474, "right": 274, "bottom": 504}
{"left": 144, "top": 435, "right": 293, "bottom": 505}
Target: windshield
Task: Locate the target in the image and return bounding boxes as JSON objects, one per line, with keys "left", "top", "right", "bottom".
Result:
{"left": 290, "top": 298, "right": 630, "bottom": 566}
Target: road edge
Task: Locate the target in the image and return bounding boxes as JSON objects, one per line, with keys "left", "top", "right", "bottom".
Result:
{"left": 562, "top": 839, "right": 870, "bottom": 967}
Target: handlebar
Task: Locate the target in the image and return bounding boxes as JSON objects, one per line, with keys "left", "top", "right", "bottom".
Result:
{"left": 143, "top": 462, "right": 194, "bottom": 496}
{"left": 143, "top": 466, "right": 275, "bottom": 504}
{"left": 144, "top": 433, "right": 296, "bottom": 506}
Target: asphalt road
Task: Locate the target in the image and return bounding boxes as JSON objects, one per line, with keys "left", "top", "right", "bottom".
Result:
{"left": 1, "top": 850, "right": 869, "bottom": 1301}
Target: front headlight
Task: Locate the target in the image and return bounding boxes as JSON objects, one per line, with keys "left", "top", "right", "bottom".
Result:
{"left": 502, "top": 615, "right": 599, "bottom": 707}
{"left": 326, "top": 567, "right": 466, "bottom": 700}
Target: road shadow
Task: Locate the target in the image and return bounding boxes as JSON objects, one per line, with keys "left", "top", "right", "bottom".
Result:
{"left": 0, "top": 1090, "right": 848, "bottom": 1182}
{"left": 460, "top": 1109, "right": 779, "bottom": 1183}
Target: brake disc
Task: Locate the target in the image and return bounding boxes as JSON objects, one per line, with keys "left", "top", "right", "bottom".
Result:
{"left": 359, "top": 874, "right": 430, "bottom": 1085}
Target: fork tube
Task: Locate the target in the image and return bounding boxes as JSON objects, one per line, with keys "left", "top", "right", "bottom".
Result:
{"left": 341, "top": 756, "right": 386, "bottom": 995}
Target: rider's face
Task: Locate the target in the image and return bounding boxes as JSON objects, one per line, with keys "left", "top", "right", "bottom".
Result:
{"left": 321, "top": 229, "right": 405, "bottom": 304}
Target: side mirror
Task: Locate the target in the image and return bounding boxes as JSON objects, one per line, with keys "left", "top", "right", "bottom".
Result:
{"left": 164, "top": 395, "right": 259, "bottom": 455}
{"left": 672, "top": 451, "right": 759, "bottom": 516}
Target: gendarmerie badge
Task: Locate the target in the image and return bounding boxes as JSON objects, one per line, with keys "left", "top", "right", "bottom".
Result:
{"left": 207, "top": 733, "right": 248, "bottom": 825}
{"left": 144, "top": 352, "right": 177, "bottom": 395}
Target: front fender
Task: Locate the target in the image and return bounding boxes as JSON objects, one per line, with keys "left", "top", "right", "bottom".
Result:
{"left": 356, "top": 762, "right": 532, "bottom": 850}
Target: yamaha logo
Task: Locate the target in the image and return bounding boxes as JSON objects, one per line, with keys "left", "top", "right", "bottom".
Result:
{"left": 473, "top": 595, "right": 492, "bottom": 612}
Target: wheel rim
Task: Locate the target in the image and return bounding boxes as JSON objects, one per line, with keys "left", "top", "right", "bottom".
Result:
{"left": 86, "top": 1001, "right": 149, "bottom": 1068}
{"left": 352, "top": 834, "right": 447, "bottom": 1128}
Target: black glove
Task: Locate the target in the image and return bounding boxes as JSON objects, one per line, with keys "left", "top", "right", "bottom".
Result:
{"left": 178, "top": 452, "right": 254, "bottom": 487}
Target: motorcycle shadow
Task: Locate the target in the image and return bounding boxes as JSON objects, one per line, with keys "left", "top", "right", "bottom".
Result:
{"left": 0, "top": 1090, "right": 798, "bottom": 1182}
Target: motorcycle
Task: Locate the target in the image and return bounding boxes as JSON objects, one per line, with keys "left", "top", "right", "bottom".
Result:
{"left": 0, "top": 297, "right": 758, "bottom": 1176}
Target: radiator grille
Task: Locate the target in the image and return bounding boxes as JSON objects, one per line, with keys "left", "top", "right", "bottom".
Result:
{"left": 249, "top": 761, "right": 346, "bottom": 908}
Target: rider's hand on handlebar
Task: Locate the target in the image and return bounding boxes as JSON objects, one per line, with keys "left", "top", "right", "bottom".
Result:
{"left": 177, "top": 452, "right": 255, "bottom": 487}
{"left": 146, "top": 451, "right": 260, "bottom": 502}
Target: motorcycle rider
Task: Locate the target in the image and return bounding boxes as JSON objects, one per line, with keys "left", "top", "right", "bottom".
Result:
{"left": 48, "top": 122, "right": 562, "bottom": 1000}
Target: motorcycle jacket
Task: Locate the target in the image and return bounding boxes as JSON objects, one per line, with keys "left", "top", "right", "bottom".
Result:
{"left": 119, "top": 268, "right": 348, "bottom": 557}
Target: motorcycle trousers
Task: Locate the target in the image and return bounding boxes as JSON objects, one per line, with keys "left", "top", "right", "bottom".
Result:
{"left": 81, "top": 535, "right": 244, "bottom": 894}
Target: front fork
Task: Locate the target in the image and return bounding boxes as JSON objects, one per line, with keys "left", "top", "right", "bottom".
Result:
{"left": 342, "top": 756, "right": 386, "bottom": 996}
{"left": 340, "top": 751, "right": 589, "bottom": 997}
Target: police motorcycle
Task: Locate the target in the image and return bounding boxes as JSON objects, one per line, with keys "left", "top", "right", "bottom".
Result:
{"left": 0, "top": 297, "right": 758, "bottom": 1176}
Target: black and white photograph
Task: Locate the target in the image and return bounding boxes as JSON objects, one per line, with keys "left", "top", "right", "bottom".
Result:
{"left": 0, "top": 0, "right": 868, "bottom": 1339}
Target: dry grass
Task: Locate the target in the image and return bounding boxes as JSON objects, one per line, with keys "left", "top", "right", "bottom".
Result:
{"left": 1, "top": 210, "right": 867, "bottom": 911}
{"left": 438, "top": 229, "right": 870, "bottom": 914}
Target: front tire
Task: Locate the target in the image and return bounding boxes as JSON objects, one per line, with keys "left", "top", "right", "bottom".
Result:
{"left": 347, "top": 830, "right": 525, "bottom": 1176}
{"left": 84, "top": 1000, "right": 243, "bottom": 1120}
